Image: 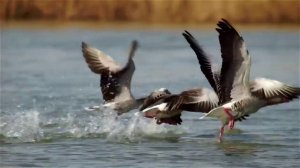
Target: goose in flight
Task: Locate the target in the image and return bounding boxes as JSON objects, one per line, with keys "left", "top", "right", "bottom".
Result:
{"left": 81, "top": 40, "right": 146, "bottom": 114}
{"left": 188, "top": 19, "right": 300, "bottom": 142}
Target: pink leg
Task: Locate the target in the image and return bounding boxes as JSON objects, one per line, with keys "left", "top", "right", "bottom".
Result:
{"left": 218, "top": 126, "right": 225, "bottom": 143}
{"left": 224, "top": 108, "right": 235, "bottom": 129}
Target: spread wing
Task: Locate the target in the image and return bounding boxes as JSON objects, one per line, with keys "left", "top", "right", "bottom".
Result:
{"left": 250, "top": 78, "right": 300, "bottom": 105}
{"left": 182, "top": 31, "right": 218, "bottom": 93}
{"left": 165, "top": 88, "right": 219, "bottom": 113}
{"left": 82, "top": 41, "right": 138, "bottom": 102}
{"left": 82, "top": 42, "right": 122, "bottom": 73}
{"left": 216, "top": 18, "right": 251, "bottom": 104}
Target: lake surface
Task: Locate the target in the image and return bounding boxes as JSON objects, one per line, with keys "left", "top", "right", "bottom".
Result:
{"left": 1, "top": 26, "right": 299, "bottom": 167}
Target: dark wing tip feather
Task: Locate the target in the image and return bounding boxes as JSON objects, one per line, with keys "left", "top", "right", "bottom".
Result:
{"left": 131, "top": 40, "right": 138, "bottom": 49}
{"left": 251, "top": 83, "right": 300, "bottom": 105}
{"left": 217, "top": 19, "right": 232, "bottom": 30}
{"left": 182, "top": 30, "right": 198, "bottom": 42}
{"left": 217, "top": 18, "right": 241, "bottom": 37}
{"left": 82, "top": 41, "right": 87, "bottom": 47}
{"left": 183, "top": 30, "right": 193, "bottom": 37}
{"left": 182, "top": 31, "right": 191, "bottom": 40}
{"left": 286, "top": 86, "right": 300, "bottom": 99}
{"left": 221, "top": 18, "right": 234, "bottom": 29}
{"left": 81, "top": 42, "right": 89, "bottom": 51}
{"left": 128, "top": 40, "right": 139, "bottom": 60}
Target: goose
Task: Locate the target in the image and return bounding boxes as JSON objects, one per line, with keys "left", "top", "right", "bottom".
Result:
{"left": 81, "top": 40, "right": 146, "bottom": 114}
{"left": 190, "top": 19, "right": 300, "bottom": 142}
{"left": 140, "top": 87, "right": 218, "bottom": 125}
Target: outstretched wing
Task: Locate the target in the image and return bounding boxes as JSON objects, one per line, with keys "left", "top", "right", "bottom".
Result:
{"left": 250, "top": 78, "right": 300, "bottom": 105}
{"left": 82, "top": 41, "right": 138, "bottom": 102}
{"left": 182, "top": 31, "right": 218, "bottom": 93}
{"left": 82, "top": 42, "right": 122, "bottom": 74}
{"left": 165, "top": 88, "right": 219, "bottom": 113}
{"left": 216, "top": 18, "right": 251, "bottom": 104}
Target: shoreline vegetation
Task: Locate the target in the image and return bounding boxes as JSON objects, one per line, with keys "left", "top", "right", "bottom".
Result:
{"left": 1, "top": 21, "right": 299, "bottom": 31}
{"left": 1, "top": 0, "right": 299, "bottom": 22}
{"left": 0, "top": 0, "right": 299, "bottom": 29}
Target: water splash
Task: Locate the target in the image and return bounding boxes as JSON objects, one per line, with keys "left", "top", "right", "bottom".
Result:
{"left": 0, "top": 108, "right": 187, "bottom": 144}
{"left": 0, "top": 110, "right": 43, "bottom": 143}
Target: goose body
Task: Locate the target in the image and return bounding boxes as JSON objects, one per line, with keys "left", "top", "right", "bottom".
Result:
{"left": 82, "top": 40, "right": 145, "bottom": 114}
{"left": 141, "top": 88, "right": 219, "bottom": 125}
{"left": 140, "top": 88, "right": 183, "bottom": 125}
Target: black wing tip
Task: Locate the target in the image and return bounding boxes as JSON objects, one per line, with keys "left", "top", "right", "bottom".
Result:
{"left": 182, "top": 31, "right": 188, "bottom": 38}
{"left": 182, "top": 30, "right": 192, "bottom": 35}
{"left": 296, "top": 88, "right": 300, "bottom": 95}
{"left": 291, "top": 87, "right": 300, "bottom": 97}
{"left": 280, "top": 86, "right": 300, "bottom": 99}
{"left": 131, "top": 40, "right": 139, "bottom": 52}
{"left": 132, "top": 40, "right": 138, "bottom": 46}
{"left": 216, "top": 18, "right": 236, "bottom": 32}
{"left": 182, "top": 30, "right": 194, "bottom": 39}
{"left": 218, "top": 18, "right": 231, "bottom": 26}
{"left": 216, "top": 18, "right": 242, "bottom": 37}
{"left": 82, "top": 41, "right": 89, "bottom": 49}
{"left": 220, "top": 18, "right": 230, "bottom": 25}
{"left": 182, "top": 31, "right": 200, "bottom": 47}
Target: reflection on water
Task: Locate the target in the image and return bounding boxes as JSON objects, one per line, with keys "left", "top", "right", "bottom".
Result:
{"left": 0, "top": 27, "right": 299, "bottom": 167}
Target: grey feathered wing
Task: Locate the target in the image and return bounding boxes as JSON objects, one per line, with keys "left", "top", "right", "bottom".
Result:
{"left": 250, "top": 78, "right": 300, "bottom": 106}
{"left": 216, "top": 18, "right": 251, "bottom": 104}
{"left": 82, "top": 41, "right": 138, "bottom": 102}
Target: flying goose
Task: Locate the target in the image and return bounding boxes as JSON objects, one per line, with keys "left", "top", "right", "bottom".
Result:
{"left": 81, "top": 40, "right": 146, "bottom": 114}
{"left": 192, "top": 19, "right": 300, "bottom": 142}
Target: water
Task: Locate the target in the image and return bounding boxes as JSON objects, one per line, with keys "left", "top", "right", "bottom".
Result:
{"left": 1, "top": 26, "right": 300, "bottom": 167}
